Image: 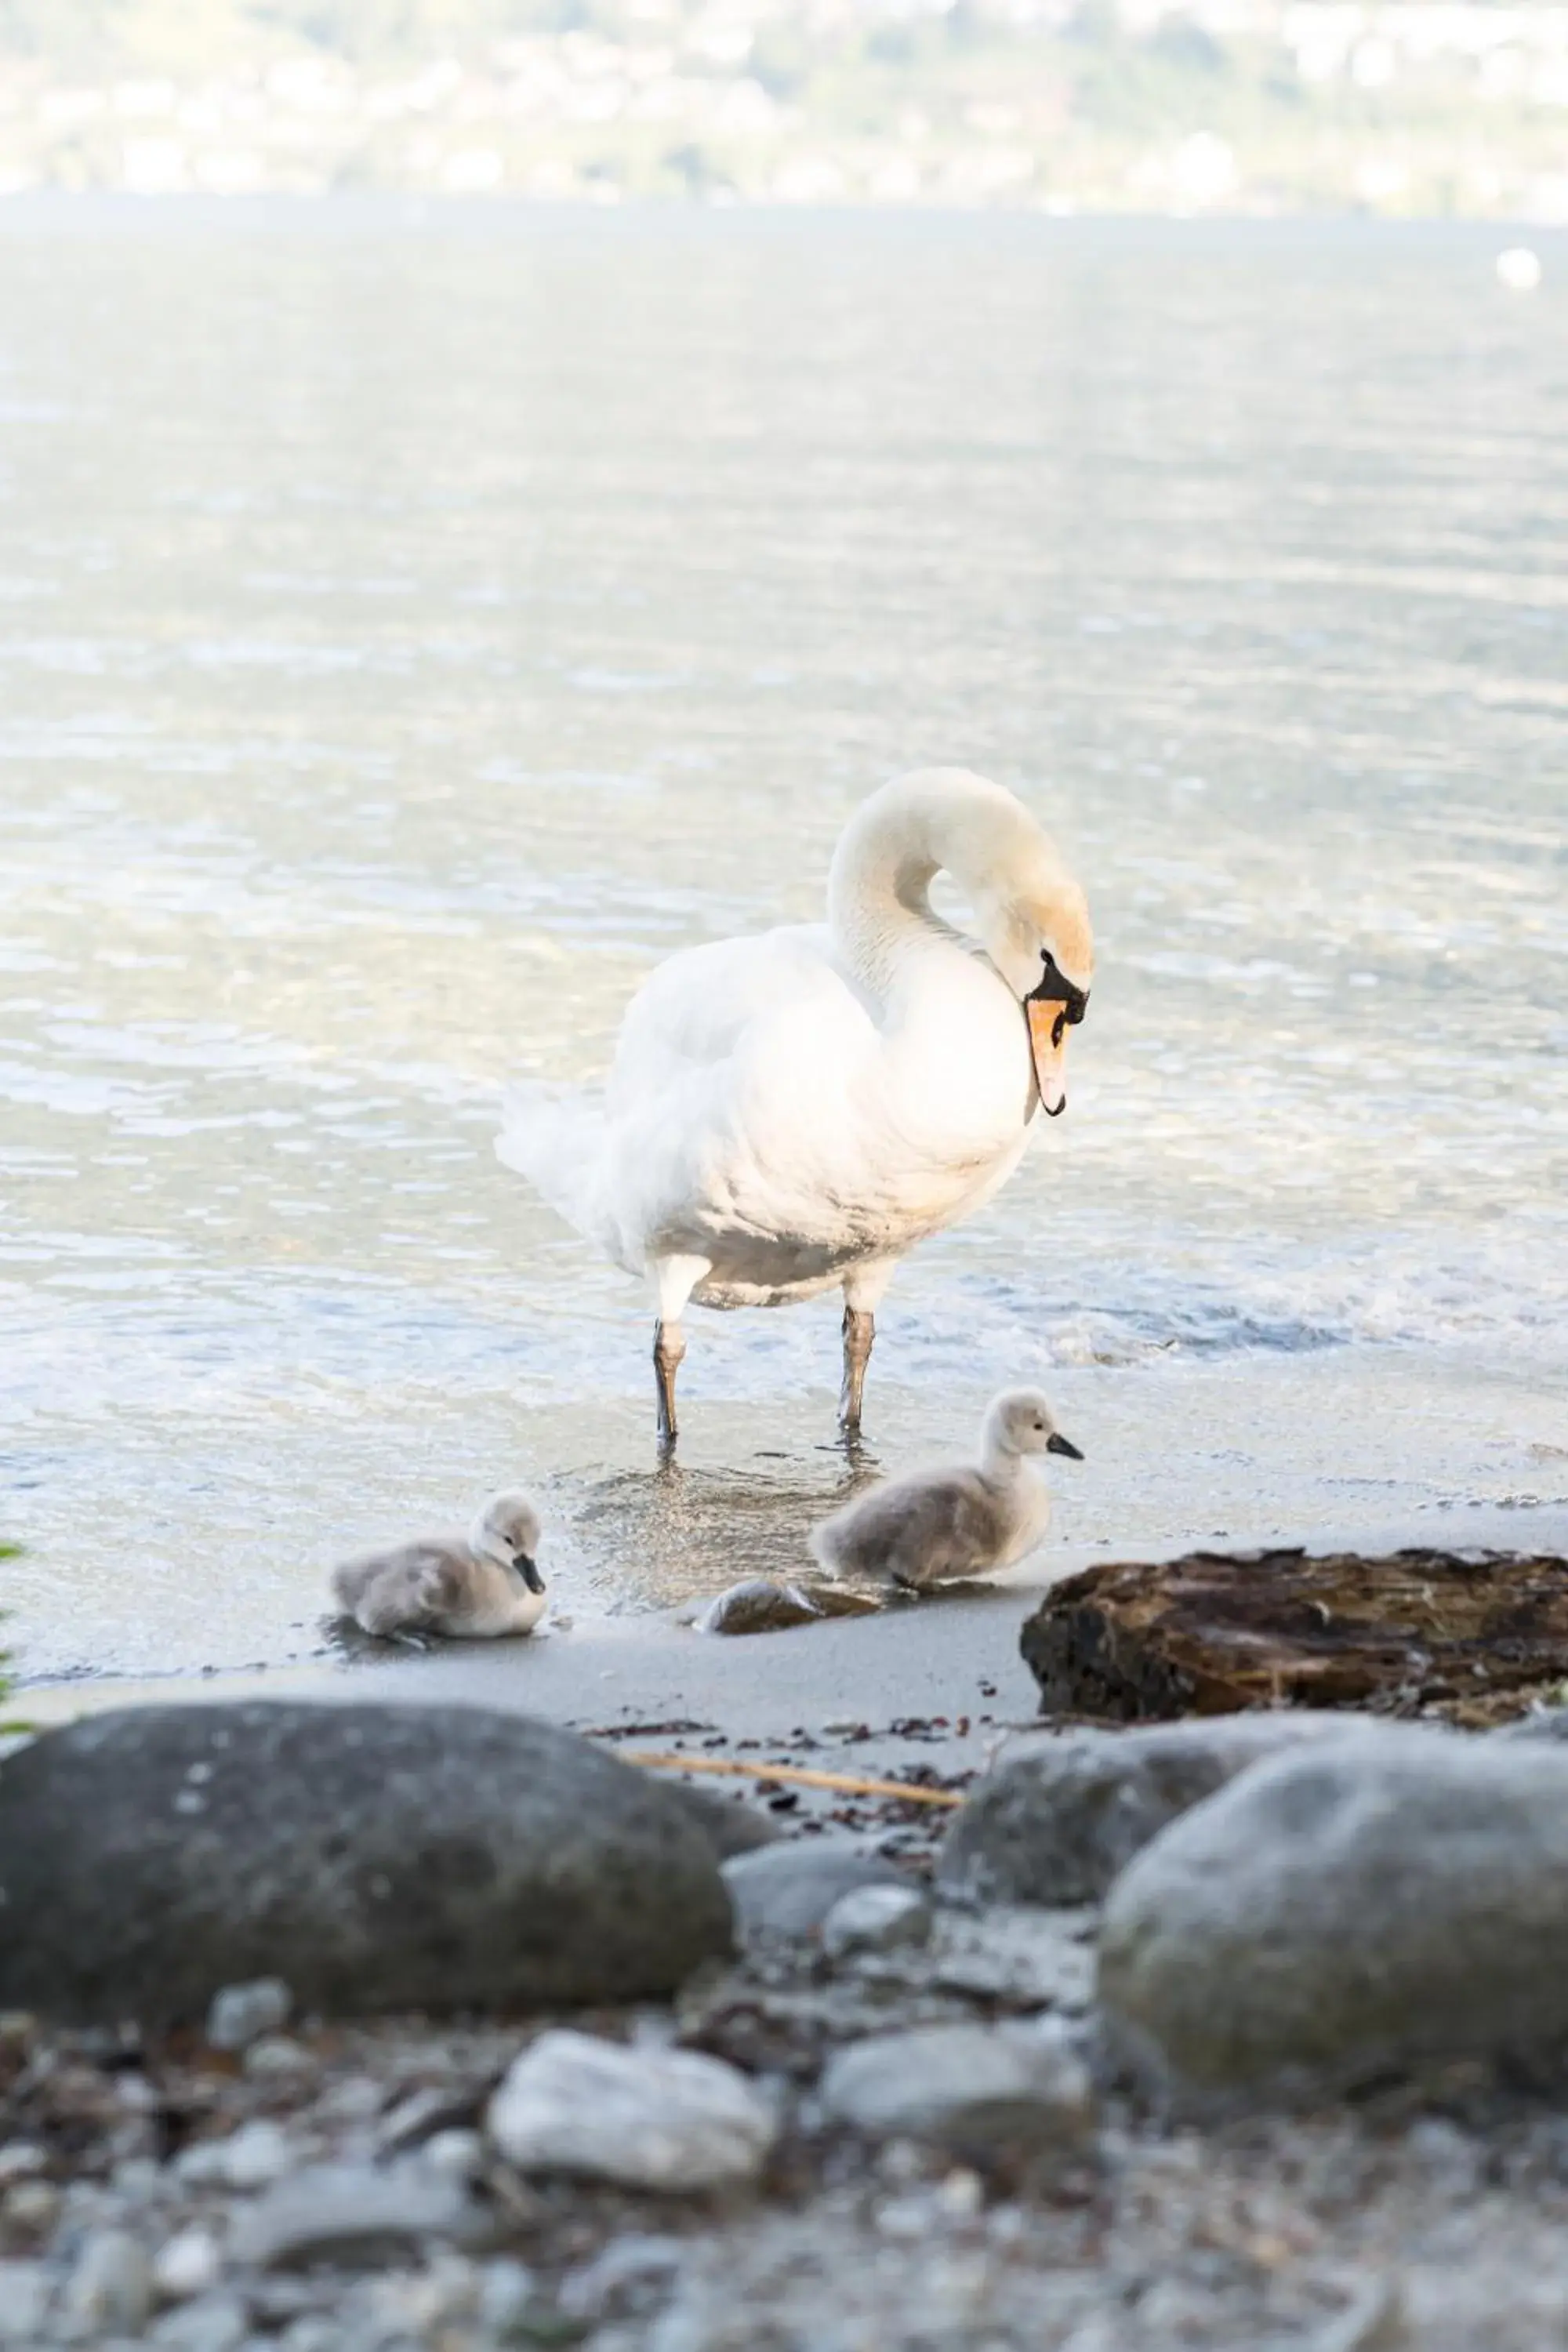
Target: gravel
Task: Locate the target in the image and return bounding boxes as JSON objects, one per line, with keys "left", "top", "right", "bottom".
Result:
{"left": 8, "top": 1704, "right": 1568, "bottom": 2347}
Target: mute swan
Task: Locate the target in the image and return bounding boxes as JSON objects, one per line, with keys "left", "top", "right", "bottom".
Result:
{"left": 808, "top": 1388, "right": 1082, "bottom": 1588}
{"left": 330, "top": 1490, "right": 546, "bottom": 1639}
{"left": 498, "top": 769, "right": 1092, "bottom": 1443}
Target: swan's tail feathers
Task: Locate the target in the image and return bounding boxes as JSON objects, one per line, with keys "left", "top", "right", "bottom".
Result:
{"left": 495, "top": 1080, "right": 611, "bottom": 1247}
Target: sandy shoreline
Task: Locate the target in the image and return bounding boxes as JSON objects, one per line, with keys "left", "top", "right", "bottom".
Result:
{"left": 21, "top": 1495, "right": 1568, "bottom": 1798}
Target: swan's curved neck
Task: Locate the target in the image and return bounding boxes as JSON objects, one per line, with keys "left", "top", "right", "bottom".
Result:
{"left": 828, "top": 776, "right": 992, "bottom": 1001}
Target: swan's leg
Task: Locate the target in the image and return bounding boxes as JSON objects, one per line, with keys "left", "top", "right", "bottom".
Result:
{"left": 839, "top": 1260, "right": 896, "bottom": 1437}
{"left": 649, "top": 1254, "right": 711, "bottom": 1448}
{"left": 654, "top": 1323, "right": 686, "bottom": 1443}
{"left": 840, "top": 1308, "right": 874, "bottom": 1436}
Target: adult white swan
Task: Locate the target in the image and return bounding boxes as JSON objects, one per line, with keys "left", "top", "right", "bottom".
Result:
{"left": 497, "top": 769, "right": 1093, "bottom": 1444}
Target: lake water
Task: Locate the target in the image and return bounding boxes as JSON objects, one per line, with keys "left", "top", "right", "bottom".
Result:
{"left": 2, "top": 204, "right": 1564, "bottom": 1682}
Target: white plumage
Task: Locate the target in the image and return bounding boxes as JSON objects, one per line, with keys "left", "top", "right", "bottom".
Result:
{"left": 498, "top": 768, "right": 1093, "bottom": 1440}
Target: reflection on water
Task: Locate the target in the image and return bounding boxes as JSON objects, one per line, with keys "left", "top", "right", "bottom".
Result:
{"left": 0, "top": 208, "right": 1564, "bottom": 1681}
{"left": 568, "top": 1452, "right": 886, "bottom": 1612}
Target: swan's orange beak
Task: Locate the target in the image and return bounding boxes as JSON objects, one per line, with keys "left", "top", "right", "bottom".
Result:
{"left": 1026, "top": 998, "right": 1069, "bottom": 1117}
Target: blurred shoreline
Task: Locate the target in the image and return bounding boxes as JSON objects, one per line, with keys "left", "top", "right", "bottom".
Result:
{"left": 5, "top": 0, "right": 1568, "bottom": 222}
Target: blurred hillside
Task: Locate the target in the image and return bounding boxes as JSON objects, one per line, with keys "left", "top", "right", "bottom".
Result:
{"left": 2, "top": 0, "right": 1566, "bottom": 212}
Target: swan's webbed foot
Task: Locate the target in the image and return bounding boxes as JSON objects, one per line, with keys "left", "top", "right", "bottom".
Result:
{"left": 838, "top": 1305, "right": 875, "bottom": 1439}
{"left": 654, "top": 1319, "right": 687, "bottom": 1448}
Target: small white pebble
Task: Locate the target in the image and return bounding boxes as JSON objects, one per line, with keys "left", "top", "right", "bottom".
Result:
{"left": 418, "top": 2129, "right": 485, "bottom": 2183}
{"left": 822, "top": 1883, "right": 932, "bottom": 1961}
{"left": 875, "top": 2191, "right": 933, "bottom": 2241}
{"left": 112, "top": 2155, "right": 162, "bottom": 2194}
{"left": 154, "top": 2227, "right": 222, "bottom": 2305}
{"left": 147, "top": 2288, "right": 249, "bottom": 2352}
{"left": 205, "top": 1979, "right": 292, "bottom": 2054}
{"left": 938, "top": 2167, "right": 984, "bottom": 2220}
{"left": 477, "top": 2258, "right": 537, "bottom": 2334}
{"left": 178, "top": 2118, "right": 292, "bottom": 2191}
{"left": 311, "top": 2076, "right": 383, "bottom": 2126}
{"left": 2, "top": 2179, "right": 60, "bottom": 2235}
{"left": 61, "top": 2227, "right": 154, "bottom": 2336}
{"left": 276, "top": 2321, "right": 338, "bottom": 2352}
{"left": 0, "top": 2143, "right": 45, "bottom": 2187}
{"left": 242, "top": 2036, "right": 316, "bottom": 2083}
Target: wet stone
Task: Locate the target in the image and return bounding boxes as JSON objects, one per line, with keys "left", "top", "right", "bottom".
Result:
{"left": 697, "top": 1580, "right": 826, "bottom": 1636}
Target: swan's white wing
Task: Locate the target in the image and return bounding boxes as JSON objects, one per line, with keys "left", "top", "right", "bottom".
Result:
{"left": 597, "top": 924, "right": 889, "bottom": 1272}
{"left": 496, "top": 1077, "right": 615, "bottom": 1251}
{"left": 500, "top": 923, "right": 884, "bottom": 1279}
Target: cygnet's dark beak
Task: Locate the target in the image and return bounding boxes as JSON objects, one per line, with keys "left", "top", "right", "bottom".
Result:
{"left": 518, "top": 1555, "right": 546, "bottom": 1594}
{"left": 1047, "top": 1432, "right": 1083, "bottom": 1460}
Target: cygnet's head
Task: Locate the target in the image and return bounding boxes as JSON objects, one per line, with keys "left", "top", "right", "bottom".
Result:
{"left": 470, "top": 1490, "right": 545, "bottom": 1592}
{"left": 982, "top": 1389, "right": 1083, "bottom": 1465}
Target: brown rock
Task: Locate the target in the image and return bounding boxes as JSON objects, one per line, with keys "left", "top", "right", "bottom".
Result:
{"left": 1020, "top": 1547, "right": 1568, "bottom": 1727}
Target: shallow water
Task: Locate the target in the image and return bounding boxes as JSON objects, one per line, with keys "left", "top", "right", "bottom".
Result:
{"left": 2, "top": 204, "right": 1565, "bottom": 1682}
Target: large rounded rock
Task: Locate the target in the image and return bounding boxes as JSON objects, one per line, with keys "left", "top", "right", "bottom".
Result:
{"left": 938, "top": 1715, "right": 1374, "bottom": 1906}
{"left": 0, "top": 1703, "right": 734, "bottom": 2024}
{"left": 1098, "top": 1730, "right": 1568, "bottom": 2100}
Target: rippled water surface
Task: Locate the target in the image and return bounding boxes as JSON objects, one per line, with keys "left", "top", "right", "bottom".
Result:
{"left": 2, "top": 205, "right": 1565, "bottom": 1679}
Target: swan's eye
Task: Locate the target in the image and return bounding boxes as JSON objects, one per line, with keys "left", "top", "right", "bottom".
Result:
{"left": 1027, "top": 950, "right": 1089, "bottom": 1040}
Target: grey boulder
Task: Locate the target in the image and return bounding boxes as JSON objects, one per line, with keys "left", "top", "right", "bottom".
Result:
{"left": 662, "top": 1780, "right": 782, "bottom": 1860}
{"left": 820, "top": 2020, "right": 1094, "bottom": 2156}
{"left": 0, "top": 1702, "right": 732, "bottom": 2024}
{"left": 1099, "top": 1729, "right": 1568, "bottom": 2099}
{"left": 721, "top": 1842, "right": 915, "bottom": 1942}
{"left": 939, "top": 1713, "right": 1384, "bottom": 1906}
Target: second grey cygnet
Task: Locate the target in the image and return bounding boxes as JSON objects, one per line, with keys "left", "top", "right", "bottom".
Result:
{"left": 809, "top": 1389, "right": 1082, "bottom": 1590}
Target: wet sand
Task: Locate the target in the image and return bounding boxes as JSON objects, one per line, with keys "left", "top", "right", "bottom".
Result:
{"left": 21, "top": 1497, "right": 1568, "bottom": 1848}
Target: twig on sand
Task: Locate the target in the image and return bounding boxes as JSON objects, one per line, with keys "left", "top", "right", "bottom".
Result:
{"left": 620, "top": 1750, "right": 964, "bottom": 1809}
